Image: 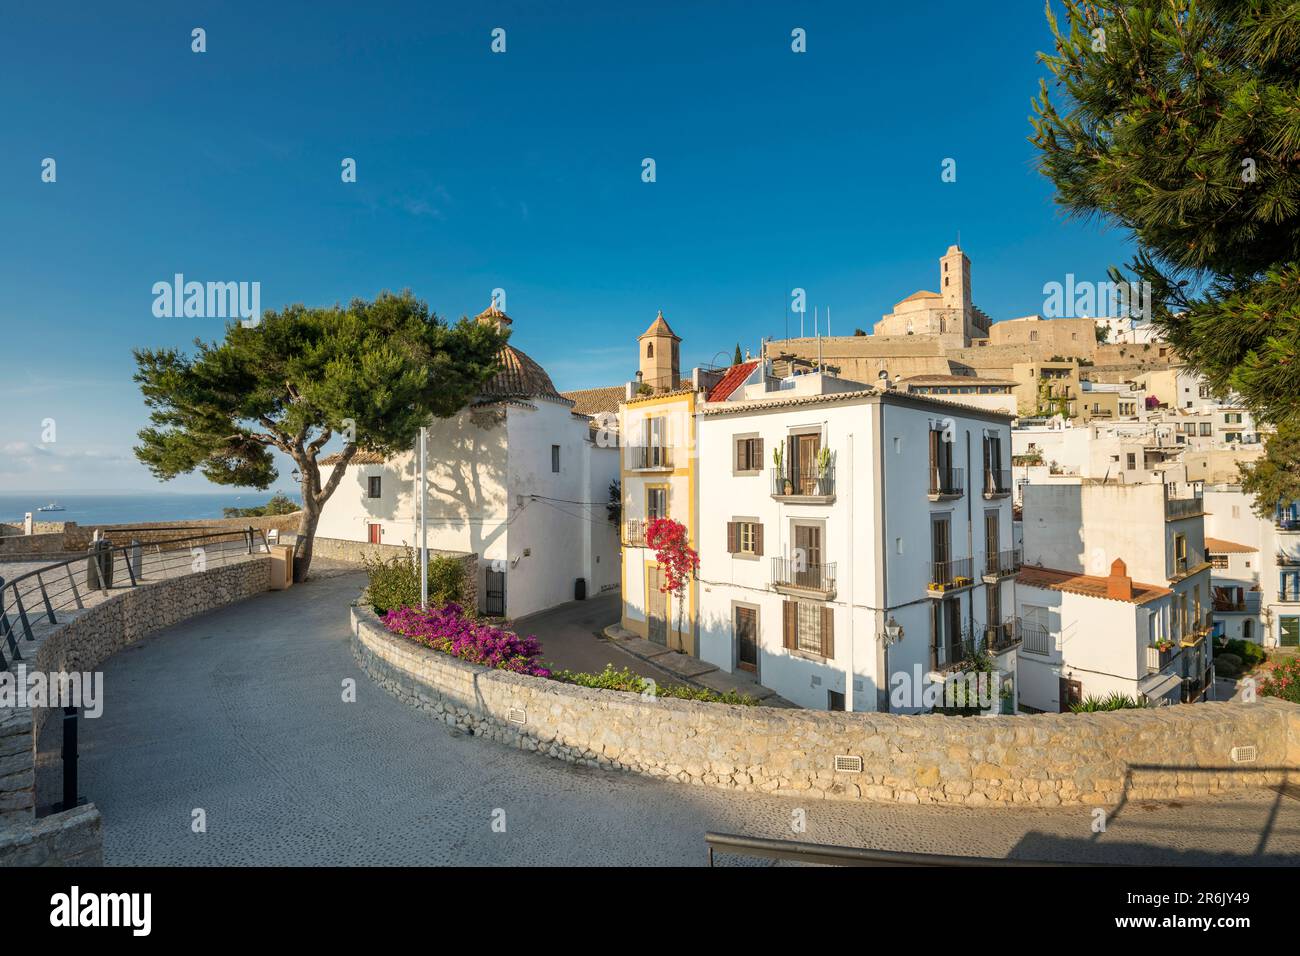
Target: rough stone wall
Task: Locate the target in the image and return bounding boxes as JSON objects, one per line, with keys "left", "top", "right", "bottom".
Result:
{"left": 0, "top": 805, "right": 101, "bottom": 866}
{"left": 0, "top": 522, "right": 67, "bottom": 537}
{"left": 0, "top": 533, "right": 72, "bottom": 558}
{"left": 314, "top": 537, "right": 479, "bottom": 612}
{"left": 0, "top": 558, "right": 271, "bottom": 866}
{"left": 352, "top": 604, "right": 1300, "bottom": 807}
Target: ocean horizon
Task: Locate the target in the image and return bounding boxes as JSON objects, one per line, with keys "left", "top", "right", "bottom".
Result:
{"left": 0, "top": 492, "right": 300, "bottom": 527}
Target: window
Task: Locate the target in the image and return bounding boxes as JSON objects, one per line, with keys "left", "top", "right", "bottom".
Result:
{"left": 646, "top": 487, "right": 667, "bottom": 519}
{"left": 1174, "top": 533, "right": 1188, "bottom": 575}
{"left": 734, "top": 435, "right": 763, "bottom": 473}
{"left": 646, "top": 342, "right": 654, "bottom": 358}
{"left": 783, "top": 600, "right": 833, "bottom": 657}
{"left": 551, "top": 444, "right": 561, "bottom": 473}
{"left": 1200, "top": 423, "right": 1212, "bottom": 436}
{"left": 1126, "top": 453, "right": 1136, "bottom": 470}
{"left": 1071, "top": 332, "right": 1078, "bottom": 341}
{"left": 367, "top": 476, "right": 381, "bottom": 499}
{"left": 1030, "top": 330, "right": 1039, "bottom": 342}
{"left": 1210, "top": 553, "right": 1228, "bottom": 570}
{"left": 726, "top": 520, "right": 763, "bottom": 557}
{"left": 1225, "top": 412, "right": 1243, "bottom": 424}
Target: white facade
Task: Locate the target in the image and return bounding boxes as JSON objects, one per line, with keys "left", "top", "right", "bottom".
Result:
{"left": 695, "top": 374, "right": 1017, "bottom": 713}
{"left": 1203, "top": 485, "right": 1300, "bottom": 648}
{"left": 317, "top": 396, "right": 620, "bottom": 619}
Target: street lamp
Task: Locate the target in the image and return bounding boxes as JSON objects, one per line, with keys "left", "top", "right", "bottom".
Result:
{"left": 290, "top": 468, "right": 301, "bottom": 483}
{"left": 880, "top": 615, "right": 904, "bottom": 714}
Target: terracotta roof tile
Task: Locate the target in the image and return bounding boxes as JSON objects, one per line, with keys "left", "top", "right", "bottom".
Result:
{"left": 707, "top": 361, "right": 760, "bottom": 402}
{"left": 1205, "top": 537, "right": 1257, "bottom": 554}
{"left": 639, "top": 310, "right": 680, "bottom": 340}
{"left": 320, "top": 449, "right": 387, "bottom": 466}
{"left": 561, "top": 385, "right": 626, "bottom": 418}
{"left": 480, "top": 345, "right": 570, "bottom": 404}
{"left": 1016, "top": 565, "right": 1171, "bottom": 605}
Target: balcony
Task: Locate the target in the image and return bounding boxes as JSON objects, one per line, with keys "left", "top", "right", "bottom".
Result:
{"left": 622, "top": 519, "right": 648, "bottom": 548}
{"left": 1020, "top": 620, "right": 1053, "bottom": 657}
{"left": 771, "top": 556, "right": 837, "bottom": 598}
{"left": 1213, "top": 597, "right": 1246, "bottom": 613}
{"left": 1277, "top": 516, "right": 1300, "bottom": 533}
{"left": 982, "top": 469, "right": 1012, "bottom": 499}
{"left": 927, "top": 557, "right": 974, "bottom": 598}
{"left": 1280, "top": 587, "right": 1300, "bottom": 603}
{"left": 1165, "top": 493, "right": 1205, "bottom": 521}
{"left": 1180, "top": 614, "right": 1213, "bottom": 647}
{"left": 984, "top": 619, "right": 1021, "bottom": 654}
{"left": 1277, "top": 551, "right": 1300, "bottom": 567}
{"left": 929, "top": 625, "right": 982, "bottom": 674}
{"left": 629, "top": 445, "right": 673, "bottom": 471}
{"left": 928, "top": 466, "right": 964, "bottom": 501}
{"left": 1146, "top": 642, "right": 1179, "bottom": 674}
{"left": 770, "top": 464, "right": 835, "bottom": 502}
{"left": 983, "top": 547, "right": 1022, "bottom": 583}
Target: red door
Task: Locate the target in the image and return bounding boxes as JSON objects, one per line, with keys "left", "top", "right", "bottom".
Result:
{"left": 368, "top": 524, "right": 381, "bottom": 544}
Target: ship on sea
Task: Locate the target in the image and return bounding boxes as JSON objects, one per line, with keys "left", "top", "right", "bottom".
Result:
{"left": 37, "top": 502, "right": 66, "bottom": 512}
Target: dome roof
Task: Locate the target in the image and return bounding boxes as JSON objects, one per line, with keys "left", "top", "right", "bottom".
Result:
{"left": 479, "top": 344, "right": 566, "bottom": 403}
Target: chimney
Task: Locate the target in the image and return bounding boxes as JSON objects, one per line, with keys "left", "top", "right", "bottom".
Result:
{"left": 1106, "top": 558, "right": 1133, "bottom": 601}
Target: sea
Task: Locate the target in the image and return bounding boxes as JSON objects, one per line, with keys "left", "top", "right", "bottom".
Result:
{"left": 0, "top": 492, "right": 299, "bottom": 527}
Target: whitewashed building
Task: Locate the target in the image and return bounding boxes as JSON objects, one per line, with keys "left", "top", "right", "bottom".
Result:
{"left": 1016, "top": 480, "right": 1215, "bottom": 710}
{"left": 317, "top": 306, "right": 620, "bottom": 618}
{"left": 694, "top": 367, "right": 1019, "bottom": 713}
{"left": 1202, "top": 484, "right": 1300, "bottom": 648}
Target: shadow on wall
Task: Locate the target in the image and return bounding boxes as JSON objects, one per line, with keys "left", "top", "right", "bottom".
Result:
{"left": 347, "top": 407, "right": 510, "bottom": 604}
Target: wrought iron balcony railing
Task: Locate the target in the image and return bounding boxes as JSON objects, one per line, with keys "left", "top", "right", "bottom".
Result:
{"left": 771, "top": 556, "right": 836, "bottom": 595}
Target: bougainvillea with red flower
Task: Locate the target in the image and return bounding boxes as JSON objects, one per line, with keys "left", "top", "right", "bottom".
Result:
{"left": 646, "top": 517, "right": 698, "bottom": 641}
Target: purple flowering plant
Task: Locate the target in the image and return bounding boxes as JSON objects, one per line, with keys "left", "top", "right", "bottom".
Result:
{"left": 382, "top": 603, "right": 551, "bottom": 677}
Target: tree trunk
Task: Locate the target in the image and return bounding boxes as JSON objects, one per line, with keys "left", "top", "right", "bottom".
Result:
{"left": 293, "top": 494, "right": 321, "bottom": 583}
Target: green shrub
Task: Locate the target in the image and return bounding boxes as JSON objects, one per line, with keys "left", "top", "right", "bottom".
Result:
{"left": 362, "top": 548, "right": 466, "bottom": 615}
{"left": 551, "top": 664, "right": 759, "bottom": 706}
{"left": 1214, "top": 638, "right": 1265, "bottom": 669}
{"left": 1214, "top": 653, "right": 1243, "bottom": 678}
{"left": 1260, "top": 658, "right": 1300, "bottom": 704}
{"left": 1069, "top": 692, "right": 1149, "bottom": 713}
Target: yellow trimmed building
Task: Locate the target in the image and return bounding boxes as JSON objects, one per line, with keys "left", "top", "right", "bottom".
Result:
{"left": 619, "top": 312, "right": 700, "bottom": 653}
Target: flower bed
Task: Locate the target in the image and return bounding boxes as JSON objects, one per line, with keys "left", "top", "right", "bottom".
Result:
{"left": 382, "top": 604, "right": 550, "bottom": 677}
{"left": 552, "top": 665, "right": 759, "bottom": 706}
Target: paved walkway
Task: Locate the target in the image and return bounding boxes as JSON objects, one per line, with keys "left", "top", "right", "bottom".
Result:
{"left": 43, "top": 573, "right": 1300, "bottom": 866}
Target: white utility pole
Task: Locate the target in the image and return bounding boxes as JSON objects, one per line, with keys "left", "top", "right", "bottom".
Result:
{"left": 419, "top": 425, "right": 428, "bottom": 610}
{"left": 845, "top": 432, "right": 854, "bottom": 712}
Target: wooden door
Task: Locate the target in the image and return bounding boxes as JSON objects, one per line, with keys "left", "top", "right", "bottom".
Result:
{"left": 794, "top": 524, "right": 822, "bottom": 589}
{"left": 795, "top": 434, "right": 821, "bottom": 494}
{"left": 735, "top": 606, "right": 758, "bottom": 673}
{"left": 1058, "top": 677, "right": 1083, "bottom": 712}
{"left": 646, "top": 566, "right": 668, "bottom": 645}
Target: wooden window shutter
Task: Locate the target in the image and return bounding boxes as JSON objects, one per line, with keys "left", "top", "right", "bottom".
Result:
{"left": 735, "top": 439, "right": 745, "bottom": 472}
{"left": 783, "top": 600, "right": 797, "bottom": 649}
{"left": 821, "top": 606, "right": 835, "bottom": 658}
{"left": 726, "top": 521, "right": 737, "bottom": 553}
{"left": 753, "top": 522, "right": 764, "bottom": 556}
{"left": 755, "top": 437, "right": 764, "bottom": 470}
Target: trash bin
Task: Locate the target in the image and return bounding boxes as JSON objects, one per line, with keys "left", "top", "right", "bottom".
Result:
{"left": 86, "top": 539, "right": 114, "bottom": 589}
{"left": 574, "top": 577, "right": 587, "bottom": 601}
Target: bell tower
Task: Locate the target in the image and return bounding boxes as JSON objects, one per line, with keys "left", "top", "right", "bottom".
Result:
{"left": 638, "top": 310, "right": 680, "bottom": 391}
{"left": 940, "top": 244, "right": 971, "bottom": 319}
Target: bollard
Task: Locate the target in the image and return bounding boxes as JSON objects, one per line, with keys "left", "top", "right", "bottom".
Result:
{"left": 53, "top": 705, "right": 80, "bottom": 811}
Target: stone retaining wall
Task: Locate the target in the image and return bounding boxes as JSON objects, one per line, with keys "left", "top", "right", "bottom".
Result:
{"left": 0, "top": 533, "right": 71, "bottom": 558}
{"left": 63, "top": 513, "right": 303, "bottom": 549}
{"left": 351, "top": 603, "right": 1300, "bottom": 807}
{"left": 316, "top": 537, "right": 479, "bottom": 612}
{"left": 0, "top": 558, "right": 271, "bottom": 866}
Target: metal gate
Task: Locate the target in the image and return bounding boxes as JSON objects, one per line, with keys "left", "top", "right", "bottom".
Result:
{"left": 485, "top": 569, "right": 505, "bottom": 617}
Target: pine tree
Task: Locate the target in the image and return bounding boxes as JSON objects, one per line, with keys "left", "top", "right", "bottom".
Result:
{"left": 1030, "top": 0, "right": 1300, "bottom": 502}
{"left": 734, "top": 343, "right": 743, "bottom": 365}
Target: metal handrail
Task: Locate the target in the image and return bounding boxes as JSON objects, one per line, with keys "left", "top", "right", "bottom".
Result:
{"left": 704, "top": 832, "right": 1083, "bottom": 867}
{"left": 1, "top": 528, "right": 271, "bottom": 671}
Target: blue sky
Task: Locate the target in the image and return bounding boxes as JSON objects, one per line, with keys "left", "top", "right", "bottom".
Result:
{"left": 0, "top": 0, "right": 1135, "bottom": 493}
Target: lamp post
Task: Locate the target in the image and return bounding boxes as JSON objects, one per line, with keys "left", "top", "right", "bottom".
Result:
{"left": 880, "top": 615, "right": 904, "bottom": 713}
{"left": 419, "top": 425, "right": 428, "bottom": 610}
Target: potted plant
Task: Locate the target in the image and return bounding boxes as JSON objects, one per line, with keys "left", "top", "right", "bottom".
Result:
{"left": 774, "top": 444, "right": 792, "bottom": 495}
{"left": 816, "top": 446, "right": 833, "bottom": 493}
